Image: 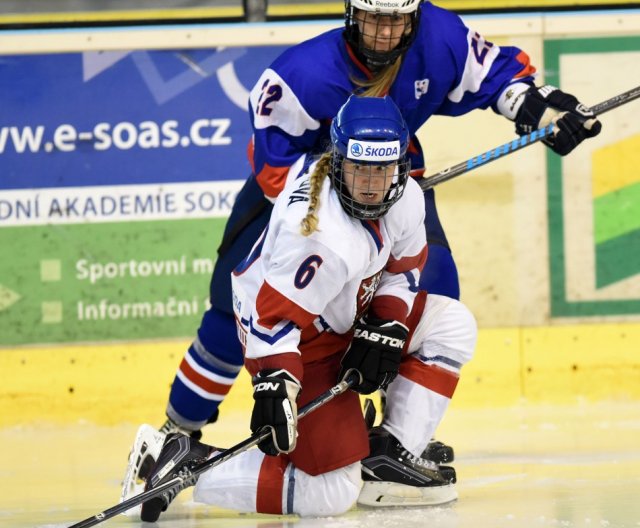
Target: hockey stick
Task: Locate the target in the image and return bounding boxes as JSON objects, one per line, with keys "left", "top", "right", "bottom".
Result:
{"left": 419, "top": 84, "right": 640, "bottom": 191}
{"left": 68, "top": 371, "right": 359, "bottom": 528}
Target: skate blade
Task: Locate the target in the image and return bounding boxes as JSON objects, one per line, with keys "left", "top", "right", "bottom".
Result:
{"left": 357, "top": 480, "right": 458, "bottom": 507}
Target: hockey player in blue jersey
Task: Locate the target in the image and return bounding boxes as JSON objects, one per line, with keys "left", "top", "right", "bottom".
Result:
{"left": 122, "top": 0, "right": 601, "bottom": 508}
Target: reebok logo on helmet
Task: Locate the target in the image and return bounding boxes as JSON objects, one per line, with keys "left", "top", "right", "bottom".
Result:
{"left": 375, "top": 1, "right": 399, "bottom": 8}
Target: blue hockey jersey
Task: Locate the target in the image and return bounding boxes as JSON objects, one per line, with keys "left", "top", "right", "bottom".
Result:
{"left": 247, "top": 1, "right": 536, "bottom": 199}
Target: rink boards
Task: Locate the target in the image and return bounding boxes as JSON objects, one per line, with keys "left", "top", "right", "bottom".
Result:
{"left": 2, "top": 321, "right": 640, "bottom": 426}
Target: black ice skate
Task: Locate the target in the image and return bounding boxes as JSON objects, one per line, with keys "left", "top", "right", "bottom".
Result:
{"left": 359, "top": 426, "right": 457, "bottom": 507}
{"left": 120, "top": 417, "right": 213, "bottom": 518}
{"left": 368, "top": 397, "right": 455, "bottom": 464}
{"left": 140, "top": 433, "right": 215, "bottom": 522}
{"left": 120, "top": 424, "right": 167, "bottom": 518}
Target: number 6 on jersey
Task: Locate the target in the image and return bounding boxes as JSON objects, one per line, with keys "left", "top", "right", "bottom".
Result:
{"left": 294, "top": 255, "right": 323, "bottom": 289}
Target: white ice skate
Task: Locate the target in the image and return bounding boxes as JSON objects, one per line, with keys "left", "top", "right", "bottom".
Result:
{"left": 119, "top": 424, "right": 166, "bottom": 517}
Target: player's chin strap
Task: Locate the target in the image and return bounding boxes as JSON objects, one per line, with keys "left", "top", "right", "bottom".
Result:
{"left": 418, "top": 84, "right": 640, "bottom": 191}
{"left": 67, "top": 371, "right": 360, "bottom": 528}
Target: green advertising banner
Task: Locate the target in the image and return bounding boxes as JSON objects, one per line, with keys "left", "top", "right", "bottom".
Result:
{"left": 0, "top": 218, "right": 228, "bottom": 345}
{"left": 545, "top": 36, "right": 640, "bottom": 318}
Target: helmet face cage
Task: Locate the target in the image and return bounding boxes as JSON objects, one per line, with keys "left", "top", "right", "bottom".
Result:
{"left": 331, "top": 153, "right": 410, "bottom": 220}
{"left": 330, "top": 95, "right": 411, "bottom": 220}
{"left": 344, "top": 0, "right": 422, "bottom": 70}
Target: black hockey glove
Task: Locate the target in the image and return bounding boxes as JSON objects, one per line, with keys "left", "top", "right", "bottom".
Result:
{"left": 250, "top": 368, "right": 301, "bottom": 456}
{"left": 340, "top": 318, "right": 409, "bottom": 395}
{"left": 515, "top": 85, "right": 602, "bottom": 156}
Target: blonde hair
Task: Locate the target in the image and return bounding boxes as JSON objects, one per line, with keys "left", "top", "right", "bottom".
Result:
{"left": 300, "top": 153, "right": 332, "bottom": 236}
{"left": 352, "top": 57, "right": 402, "bottom": 97}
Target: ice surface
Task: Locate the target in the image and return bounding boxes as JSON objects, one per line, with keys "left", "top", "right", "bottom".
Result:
{"left": 4, "top": 402, "right": 640, "bottom": 528}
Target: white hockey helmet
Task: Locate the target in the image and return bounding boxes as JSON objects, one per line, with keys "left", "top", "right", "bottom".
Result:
{"left": 344, "top": 0, "right": 423, "bottom": 70}
{"left": 349, "top": 0, "right": 422, "bottom": 15}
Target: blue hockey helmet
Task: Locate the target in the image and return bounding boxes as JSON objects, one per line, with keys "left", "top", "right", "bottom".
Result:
{"left": 329, "top": 95, "right": 410, "bottom": 220}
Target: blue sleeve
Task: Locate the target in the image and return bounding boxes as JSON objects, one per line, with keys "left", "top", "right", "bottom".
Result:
{"left": 419, "top": 3, "right": 536, "bottom": 116}
{"left": 247, "top": 32, "right": 352, "bottom": 196}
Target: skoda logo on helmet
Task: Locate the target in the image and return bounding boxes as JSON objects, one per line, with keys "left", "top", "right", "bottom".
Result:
{"left": 350, "top": 143, "right": 364, "bottom": 157}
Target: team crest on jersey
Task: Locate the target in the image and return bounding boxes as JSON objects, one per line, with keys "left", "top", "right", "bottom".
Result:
{"left": 355, "top": 271, "right": 383, "bottom": 320}
{"left": 415, "top": 79, "right": 430, "bottom": 99}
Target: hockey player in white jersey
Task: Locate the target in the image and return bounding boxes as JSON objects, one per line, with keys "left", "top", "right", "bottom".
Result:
{"left": 137, "top": 96, "right": 477, "bottom": 520}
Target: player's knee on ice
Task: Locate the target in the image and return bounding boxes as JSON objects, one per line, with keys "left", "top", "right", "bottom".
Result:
{"left": 293, "top": 462, "right": 362, "bottom": 516}
{"left": 193, "top": 450, "right": 362, "bottom": 517}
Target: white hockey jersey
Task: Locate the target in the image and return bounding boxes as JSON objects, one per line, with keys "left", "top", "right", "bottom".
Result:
{"left": 231, "top": 156, "right": 427, "bottom": 380}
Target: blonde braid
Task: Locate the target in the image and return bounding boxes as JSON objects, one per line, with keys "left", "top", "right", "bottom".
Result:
{"left": 300, "top": 153, "right": 332, "bottom": 236}
{"left": 351, "top": 57, "right": 402, "bottom": 97}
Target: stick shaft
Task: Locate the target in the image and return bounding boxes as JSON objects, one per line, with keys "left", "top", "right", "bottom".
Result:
{"left": 68, "top": 373, "right": 358, "bottom": 528}
{"left": 419, "top": 84, "right": 640, "bottom": 190}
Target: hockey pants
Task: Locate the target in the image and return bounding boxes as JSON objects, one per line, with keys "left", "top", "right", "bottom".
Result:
{"left": 189, "top": 294, "right": 476, "bottom": 516}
